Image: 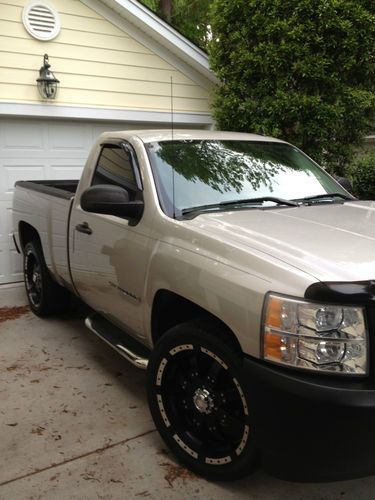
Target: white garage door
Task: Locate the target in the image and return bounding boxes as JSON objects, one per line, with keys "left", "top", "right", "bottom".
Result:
{"left": 0, "top": 117, "right": 136, "bottom": 284}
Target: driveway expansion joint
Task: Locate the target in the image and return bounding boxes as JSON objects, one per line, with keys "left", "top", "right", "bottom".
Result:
{"left": 0, "top": 428, "right": 156, "bottom": 488}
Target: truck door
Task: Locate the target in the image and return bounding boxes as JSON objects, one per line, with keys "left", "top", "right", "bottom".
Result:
{"left": 69, "top": 141, "right": 150, "bottom": 340}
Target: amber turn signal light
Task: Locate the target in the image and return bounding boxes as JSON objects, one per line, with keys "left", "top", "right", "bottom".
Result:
{"left": 263, "top": 331, "right": 282, "bottom": 361}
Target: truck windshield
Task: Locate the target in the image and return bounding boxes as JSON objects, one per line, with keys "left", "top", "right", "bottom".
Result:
{"left": 146, "top": 140, "right": 349, "bottom": 218}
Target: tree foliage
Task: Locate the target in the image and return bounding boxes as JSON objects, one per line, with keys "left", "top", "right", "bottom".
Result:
{"left": 346, "top": 150, "right": 375, "bottom": 199}
{"left": 155, "top": 140, "right": 282, "bottom": 195}
{"left": 209, "top": 0, "right": 375, "bottom": 174}
{"left": 141, "top": 0, "right": 213, "bottom": 49}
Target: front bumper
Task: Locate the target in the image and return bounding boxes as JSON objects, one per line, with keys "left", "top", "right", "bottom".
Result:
{"left": 244, "top": 356, "right": 375, "bottom": 482}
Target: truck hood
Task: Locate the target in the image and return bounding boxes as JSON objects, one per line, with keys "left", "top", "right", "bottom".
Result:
{"left": 189, "top": 200, "right": 375, "bottom": 282}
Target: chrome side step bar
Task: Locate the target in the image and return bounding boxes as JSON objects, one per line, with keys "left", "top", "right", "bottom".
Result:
{"left": 85, "top": 314, "right": 149, "bottom": 370}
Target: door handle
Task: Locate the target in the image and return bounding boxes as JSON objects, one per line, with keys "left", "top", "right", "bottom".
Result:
{"left": 75, "top": 222, "right": 92, "bottom": 235}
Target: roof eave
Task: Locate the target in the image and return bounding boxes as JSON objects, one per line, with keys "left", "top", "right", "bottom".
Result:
{"left": 99, "top": 0, "right": 218, "bottom": 83}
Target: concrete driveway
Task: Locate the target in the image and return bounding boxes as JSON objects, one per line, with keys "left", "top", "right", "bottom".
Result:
{"left": 1, "top": 284, "right": 375, "bottom": 500}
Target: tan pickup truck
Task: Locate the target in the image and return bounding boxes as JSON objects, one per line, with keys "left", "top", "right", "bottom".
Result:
{"left": 12, "top": 130, "right": 375, "bottom": 481}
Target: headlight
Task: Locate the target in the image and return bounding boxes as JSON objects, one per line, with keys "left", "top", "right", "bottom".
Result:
{"left": 262, "top": 294, "right": 368, "bottom": 375}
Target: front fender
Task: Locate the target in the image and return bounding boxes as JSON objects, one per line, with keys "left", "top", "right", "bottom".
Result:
{"left": 143, "top": 241, "right": 271, "bottom": 357}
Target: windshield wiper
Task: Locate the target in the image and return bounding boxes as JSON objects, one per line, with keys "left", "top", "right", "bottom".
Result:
{"left": 219, "top": 196, "right": 299, "bottom": 207}
{"left": 295, "top": 193, "right": 355, "bottom": 203}
{"left": 181, "top": 196, "right": 298, "bottom": 217}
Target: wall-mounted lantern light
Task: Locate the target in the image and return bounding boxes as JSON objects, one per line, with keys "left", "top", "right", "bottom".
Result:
{"left": 36, "top": 54, "right": 59, "bottom": 99}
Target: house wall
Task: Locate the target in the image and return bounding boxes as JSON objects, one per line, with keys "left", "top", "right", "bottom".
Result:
{"left": 0, "top": 0, "right": 211, "bottom": 114}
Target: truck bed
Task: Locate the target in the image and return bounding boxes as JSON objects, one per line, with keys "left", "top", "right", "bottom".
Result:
{"left": 13, "top": 179, "right": 79, "bottom": 290}
{"left": 15, "top": 180, "right": 79, "bottom": 200}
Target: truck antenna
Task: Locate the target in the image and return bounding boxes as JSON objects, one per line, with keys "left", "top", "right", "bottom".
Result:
{"left": 170, "top": 75, "right": 174, "bottom": 141}
{"left": 170, "top": 76, "right": 176, "bottom": 219}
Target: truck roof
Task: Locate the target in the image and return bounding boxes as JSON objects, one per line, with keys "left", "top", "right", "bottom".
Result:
{"left": 97, "top": 129, "right": 288, "bottom": 144}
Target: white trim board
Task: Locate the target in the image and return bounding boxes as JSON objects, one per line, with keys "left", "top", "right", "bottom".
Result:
{"left": 0, "top": 102, "right": 214, "bottom": 126}
{"left": 81, "top": 0, "right": 217, "bottom": 89}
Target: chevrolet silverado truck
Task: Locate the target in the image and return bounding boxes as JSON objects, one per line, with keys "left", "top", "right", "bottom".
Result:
{"left": 12, "top": 130, "right": 375, "bottom": 482}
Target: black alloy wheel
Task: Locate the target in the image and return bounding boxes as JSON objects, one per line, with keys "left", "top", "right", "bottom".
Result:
{"left": 147, "top": 321, "right": 258, "bottom": 480}
{"left": 24, "top": 240, "right": 69, "bottom": 316}
{"left": 24, "top": 246, "right": 42, "bottom": 308}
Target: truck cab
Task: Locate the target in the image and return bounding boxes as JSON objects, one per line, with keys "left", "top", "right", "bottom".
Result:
{"left": 13, "top": 130, "right": 375, "bottom": 482}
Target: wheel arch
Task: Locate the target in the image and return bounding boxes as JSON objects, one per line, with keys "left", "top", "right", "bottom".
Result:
{"left": 151, "top": 289, "right": 242, "bottom": 355}
{"left": 18, "top": 221, "right": 42, "bottom": 251}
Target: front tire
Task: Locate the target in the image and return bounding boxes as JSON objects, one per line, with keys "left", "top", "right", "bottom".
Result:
{"left": 147, "top": 321, "right": 258, "bottom": 481}
{"left": 24, "top": 240, "right": 69, "bottom": 316}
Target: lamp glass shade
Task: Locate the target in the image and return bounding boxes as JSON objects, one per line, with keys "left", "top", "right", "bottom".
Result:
{"left": 36, "top": 55, "right": 59, "bottom": 99}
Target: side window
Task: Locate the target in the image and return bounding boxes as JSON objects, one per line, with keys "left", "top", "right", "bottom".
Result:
{"left": 92, "top": 144, "right": 138, "bottom": 193}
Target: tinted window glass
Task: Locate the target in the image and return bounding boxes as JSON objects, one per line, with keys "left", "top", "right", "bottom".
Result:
{"left": 92, "top": 145, "right": 137, "bottom": 191}
{"left": 147, "top": 140, "right": 347, "bottom": 217}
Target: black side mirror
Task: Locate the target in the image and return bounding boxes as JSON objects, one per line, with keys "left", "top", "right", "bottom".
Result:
{"left": 81, "top": 184, "right": 144, "bottom": 220}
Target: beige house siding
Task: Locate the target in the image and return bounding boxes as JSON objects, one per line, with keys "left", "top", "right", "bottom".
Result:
{"left": 0, "top": 0, "right": 211, "bottom": 113}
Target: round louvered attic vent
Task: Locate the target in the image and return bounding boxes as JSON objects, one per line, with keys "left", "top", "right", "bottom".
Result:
{"left": 22, "top": 3, "right": 60, "bottom": 41}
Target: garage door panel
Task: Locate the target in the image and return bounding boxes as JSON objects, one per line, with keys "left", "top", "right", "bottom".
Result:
{"left": 1, "top": 121, "right": 46, "bottom": 151}
{"left": 0, "top": 151, "right": 89, "bottom": 160}
{"left": 0, "top": 201, "right": 8, "bottom": 241}
{"left": 48, "top": 123, "right": 92, "bottom": 151}
{"left": 0, "top": 117, "right": 132, "bottom": 284}
{"left": 0, "top": 203, "right": 15, "bottom": 246}
{"left": 0, "top": 244, "right": 5, "bottom": 282}
{"left": 91, "top": 123, "right": 130, "bottom": 140}
{"left": 9, "top": 247, "right": 23, "bottom": 282}
{"left": 0, "top": 242, "right": 21, "bottom": 282}
{"left": 1, "top": 165, "right": 45, "bottom": 200}
{"left": 48, "top": 165, "right": 84, "bottom": 180}
{"left": 5, "top": 204, "right": 13, "bottom": 240}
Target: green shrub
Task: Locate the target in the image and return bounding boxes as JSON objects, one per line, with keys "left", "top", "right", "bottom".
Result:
{"left": 346, "top": 151, "right": 375, "bottom": 200}
{"left": 209, "top": 0, "right": 375, "bottom": 175}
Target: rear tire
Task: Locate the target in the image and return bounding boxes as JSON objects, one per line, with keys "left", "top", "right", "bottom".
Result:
{"left": 24, "top": 240, "right": 69, "bottom": 316}
{"left": 147, "top": 321, "right": 258, "bottom": 481}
